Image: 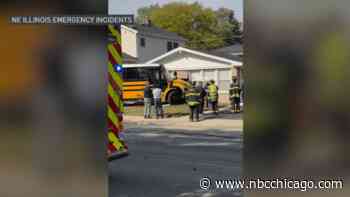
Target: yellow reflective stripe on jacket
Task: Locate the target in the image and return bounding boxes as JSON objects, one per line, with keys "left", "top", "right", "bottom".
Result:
{"left": 186, "top": 93, "right": 200, "bottom": 97}
{"left": 187, "top": 101, "right": 200, "bottom": 106}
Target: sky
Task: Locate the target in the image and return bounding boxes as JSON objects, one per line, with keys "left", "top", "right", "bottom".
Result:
{"left": 108, "top": 0, "right": 243, "bottom": 22}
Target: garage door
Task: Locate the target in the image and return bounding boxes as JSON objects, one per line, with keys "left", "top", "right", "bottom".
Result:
{"left": 204, "top": 69, "right": 216, "bottom": 82}
{"left": 190, "top": 70, "right": 202, "bottom": 81}
{"left": 218, "top": 69, "right": 231, "bottom": 91}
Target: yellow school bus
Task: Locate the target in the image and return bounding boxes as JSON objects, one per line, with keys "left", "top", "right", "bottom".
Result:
{"left": 122, "top": 64, "right": 192, "bottom": 104}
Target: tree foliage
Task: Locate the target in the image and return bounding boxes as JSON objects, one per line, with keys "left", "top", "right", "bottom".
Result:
{"left": 136, "top": 4, "right": 160, "bottom": 24}
{"left": 136, "top": 2, "right": 241, "bottom": 50}
{"left": 215, "top": 8, "right": 242, "bottom": 45}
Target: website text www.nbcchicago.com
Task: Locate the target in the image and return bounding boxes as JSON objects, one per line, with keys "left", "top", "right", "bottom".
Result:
{"left": 199, "top": 177, "right": 343, "bottom": 192}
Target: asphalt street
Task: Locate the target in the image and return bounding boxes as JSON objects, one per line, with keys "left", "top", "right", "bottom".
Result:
{"left": 109, "top": 127, "right": 242, "bottom": 197}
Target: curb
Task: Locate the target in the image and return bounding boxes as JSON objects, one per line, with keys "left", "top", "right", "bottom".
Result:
{"left": 125, "top": 126, "right": 242, "bottom": 139}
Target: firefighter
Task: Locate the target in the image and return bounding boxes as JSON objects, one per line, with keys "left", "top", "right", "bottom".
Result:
{"left": 230, "top": 78, "right": 241, "bottom": 113}
{"left": 229, "top": 83, "right": 235, "bottom": 111}
{"left": 204, "top": 81, "right": 210, "bottom": 109}
{"left": 196, "top": 81, "right": 206, "bottom": 114}
{"left": 208, "top": 80, "right": 219, "bottom": 115}
{"left": 185, "top": 83, "right": 201, "bottom": 122}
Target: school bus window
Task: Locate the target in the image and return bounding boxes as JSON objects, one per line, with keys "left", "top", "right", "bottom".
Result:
{"left": 123, "top": 68, "right": 139, "bottom": 81}
{"left": 138, "top": 68, "right": 150, "bottom": 81}
{"left": 150, "top": 68, "right": 161, "bottom": 80}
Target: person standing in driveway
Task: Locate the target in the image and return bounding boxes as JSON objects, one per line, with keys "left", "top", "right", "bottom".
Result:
{"left": 204, "top": 82, "right": 210, "bottom": 109}
{"left": 143, "top": 82, "right": 153, "bottom": 119}
{"left": 208, "top": 80, "right": 219, "bottom": 115}
{"left": 229, "top": 78, "right": 241, "bottom": 113}
{"left": 185, "top": 85, "right": 201, "bottom": 122}
{"left": 152, "top": 84, "right": 164, "bottom": 119}
{"left": 196, "top": 81, "right": 206, "bottom": 114}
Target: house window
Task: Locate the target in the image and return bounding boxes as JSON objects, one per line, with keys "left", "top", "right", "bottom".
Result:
{"left": 167, "top": 41, "right": 173, "bottom": 51}
{"left": 140, "top": 37, "right": 146, "bottom": 47}
{"left": 167, "top": 41, "right": 180, "bottom": 51}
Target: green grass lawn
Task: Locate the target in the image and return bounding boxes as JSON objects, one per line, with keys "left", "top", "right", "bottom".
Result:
{"left": 124, "top": 104, "right": 189, "bottom": 118}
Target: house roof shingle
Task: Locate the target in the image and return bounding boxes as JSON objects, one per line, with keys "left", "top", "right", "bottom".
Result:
{"left": 207, "top": 44, "right": 243, "bottom": 62}
{"left": 129, "top": 24, "right": 186, "bottom": 42}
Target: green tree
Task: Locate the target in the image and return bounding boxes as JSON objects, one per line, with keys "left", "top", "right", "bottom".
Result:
{"left": 136, "top": 2, "right": 242, "bottom": 49}
{"left": 136, "top": 4, "right": 160, "bottom": 24}
{"left": 215, "top": 8, "right": 242, "bottom": 44}
{"left": 137, "top": 2, "right": 234, "bottom": 50}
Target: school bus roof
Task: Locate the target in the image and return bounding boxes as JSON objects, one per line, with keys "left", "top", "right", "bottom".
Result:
{"left": 123, "top": 64, "right": 160, "bottom": 68}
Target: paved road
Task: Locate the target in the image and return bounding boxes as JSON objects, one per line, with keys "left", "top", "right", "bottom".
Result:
{"left": 109, "top": 128, "right": 242, "bottom": 197}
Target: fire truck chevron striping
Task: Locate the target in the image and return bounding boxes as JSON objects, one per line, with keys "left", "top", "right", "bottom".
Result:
{"left": 107, "top": 25, "right": 128, "bottom": 161}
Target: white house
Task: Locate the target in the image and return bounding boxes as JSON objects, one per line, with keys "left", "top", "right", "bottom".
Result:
{"left": 146, "top": 47, "right": 242, "bottom": 103}
{"left": 121, "top": 24, "right": 186, "bottom": 63}
{"left": 209, "top": 43, "right": 244, "bottom": 86}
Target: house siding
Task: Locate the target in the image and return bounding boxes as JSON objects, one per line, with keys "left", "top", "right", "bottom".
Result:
{"left": 121, "top": 26, "right": 138, "bottom": 58}
{"left": 121, "top": 25, "right": 186, "bottom": 63}
{"left": 137, "top": 35, "right": 185, "bottom": 62}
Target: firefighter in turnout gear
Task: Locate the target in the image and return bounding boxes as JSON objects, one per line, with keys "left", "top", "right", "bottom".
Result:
{"left": 185, "top": 83, "right": 201, "bottom": 122}
{"left": 230, "top": 78, "right": 241, "bottom": 113}
{"left": 208, "top": 80, "right": 219, "bottom": 115}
